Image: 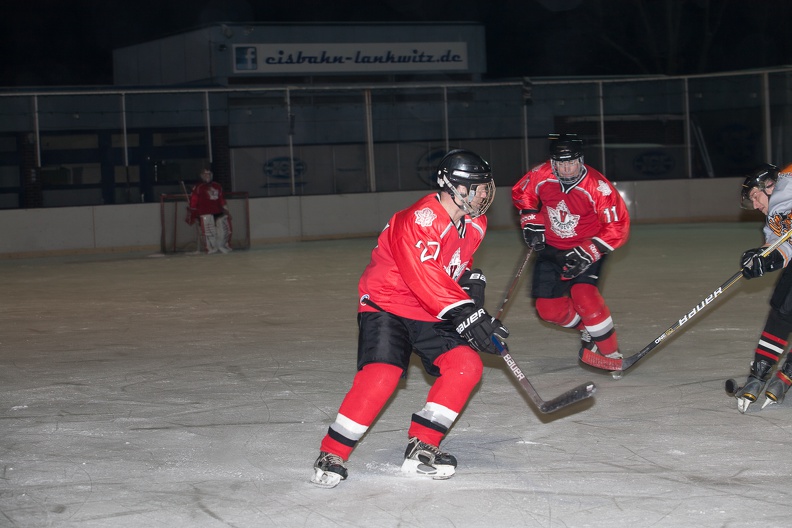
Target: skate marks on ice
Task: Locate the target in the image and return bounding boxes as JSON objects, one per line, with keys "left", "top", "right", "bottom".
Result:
{"left": 4, "top": 225, "right": 792, "bottom": 526}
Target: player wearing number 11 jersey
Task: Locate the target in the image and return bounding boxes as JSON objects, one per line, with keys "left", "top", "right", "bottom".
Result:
{"left": 512, "top": 133, "right": 630, "bottom": 365}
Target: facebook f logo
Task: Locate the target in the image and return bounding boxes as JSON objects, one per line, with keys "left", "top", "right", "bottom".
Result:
{"left": 235, "top": 46, "right": 258, "bottom": 70}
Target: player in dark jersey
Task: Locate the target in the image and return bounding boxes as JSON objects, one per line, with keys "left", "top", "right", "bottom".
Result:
{"left": 512, "top": 134, "right": 630, "bottom": 366}
{"left": 730, "top": 163, "right": 792, "bottom": 413}
{"left": 311, "top": 149, "right": 508, "bottom": 488}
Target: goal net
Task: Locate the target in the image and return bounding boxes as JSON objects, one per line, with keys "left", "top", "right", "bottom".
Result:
{"left": 159, "top": 191, "right": 250, "bottom": 254}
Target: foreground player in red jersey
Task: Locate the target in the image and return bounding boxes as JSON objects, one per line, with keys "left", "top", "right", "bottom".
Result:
{"left": 512, "top": 134, "right": 630, "bottom": 364}
{"left": 311, "top": 149, "right": 508, "bottom": 488}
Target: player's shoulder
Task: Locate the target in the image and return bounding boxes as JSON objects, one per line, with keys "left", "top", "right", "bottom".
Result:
{"left": 396, "top": 193, "right": 444, "bottom": 226}
{"left": 582, "top": 168, "right": 618, "bottom": 190}
{"left": 531, "top": 161, "right": 552, "bottom": 177}
{"left": 516, "top": 162, "right": 551, "bottom": 186}
{"left": 468, "top": 214, "right": 488, "bottom": 233}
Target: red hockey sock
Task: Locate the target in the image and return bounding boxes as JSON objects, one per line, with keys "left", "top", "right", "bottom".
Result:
{"left": 320, "top": 362, "right": 402, "bottom": 459}
{"left": 535, "top": 297, "right": 580, "bottom": 328}
{"left": 570, "top": 284, "right": 619, "bottom": 355}
{"left": 408, "top": 346, "right": 482, "bottom": 446}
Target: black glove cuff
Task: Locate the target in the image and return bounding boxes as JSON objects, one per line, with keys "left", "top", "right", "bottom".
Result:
{"left": 767, "top": 249, "right": 786, "bottom": 272}
{"left": 591, "top": 238, "right": 611, "bottom": 256}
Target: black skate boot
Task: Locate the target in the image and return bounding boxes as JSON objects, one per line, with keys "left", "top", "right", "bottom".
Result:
{"left": 763, "top": 357, "right": 792, "bottom": 409}
{"left": 735, "top": 359, "right": 773, "bottom": 413}
{"left": 401, "top": 437, "right": 457, "bottom": 480}
{"left": 310, "top": 451, "right": 348, "bottom": 488}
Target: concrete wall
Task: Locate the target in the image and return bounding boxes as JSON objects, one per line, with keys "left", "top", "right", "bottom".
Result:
{"left": 0, "top": 177, "right": 758, "bottom": 258}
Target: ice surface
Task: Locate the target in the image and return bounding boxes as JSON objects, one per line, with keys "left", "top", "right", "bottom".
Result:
{"left": 1, "top": 223, "right": 790, "bottom": 527}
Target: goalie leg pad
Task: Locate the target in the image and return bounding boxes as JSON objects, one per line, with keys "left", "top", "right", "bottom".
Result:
{"left": 215, "top": 214, "right": 233, "bottom": 253}
{"left": 199, "top": 214, "right": 218, "bottom": 254}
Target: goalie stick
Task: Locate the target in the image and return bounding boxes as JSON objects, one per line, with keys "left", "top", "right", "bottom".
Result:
{"left": 580, "top": 228, "right": 792, "bottom": 373}
{"left": 493, "top": 249, "right": 596, "bottom": 414}
{"left": 180, "top": 180, "right": 202, "bottom": 253}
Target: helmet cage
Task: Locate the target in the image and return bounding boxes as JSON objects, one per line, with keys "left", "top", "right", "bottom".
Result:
{"left": 549, "top": 134, "right": 585, "bottom": 184}
{"left": 740, "top": 164, "right": 779, "bottom": 210}
{"left": 550, "top": 157, "right": 585, "bottom": 184}
{"left": 439, "top": 176, "right": 496, "bottom": 218}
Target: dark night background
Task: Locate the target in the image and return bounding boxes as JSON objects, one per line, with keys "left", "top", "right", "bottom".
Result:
{"left": 1, "top": 0, "right": 791, "bottom": 87}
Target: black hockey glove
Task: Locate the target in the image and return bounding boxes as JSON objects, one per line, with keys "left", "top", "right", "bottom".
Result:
{"left": 741, "top": 248, "right": 785, "bottom": 279}
{"left": 519, "top": 209, "right": 546, "bottom": 251}
{"left": 451, "top": 305, "right": 509, "bottom": 355}
{"left": 560, "top": 239, "right": 609, "bottom": 279}
{"left": 459, "top": 268, "right": 486, "bottom": 308}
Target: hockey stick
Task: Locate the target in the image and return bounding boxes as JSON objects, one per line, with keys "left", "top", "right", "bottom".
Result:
{"left": 493, "top": 248, "right": 596, "bottom": 413}
{"left": 492, "top": 337, "right": 596, "bottom": 413}
{"left": 496, "top": 247, "right": 533, "bottom": 320}
{"left": 580, "top": 228, "right": 792, "bottom": 373}
{"left": 180, "top": 180, "right": 202, "bottom": 253}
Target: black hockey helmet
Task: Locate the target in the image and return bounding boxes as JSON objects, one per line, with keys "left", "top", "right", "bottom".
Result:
{"left": 548, "top": 133, "right": 585, "bottom": 184}
{"left": 740, "top": 163, "right": 778, "bottom": 210}
{"left": 436, "top": 149, "right": 495, "bottom": 218}
{"left": 549, "top": 133, "right": 584, "bottom": 162}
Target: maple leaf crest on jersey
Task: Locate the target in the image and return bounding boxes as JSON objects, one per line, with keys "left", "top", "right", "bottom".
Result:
{"left": 445, "top": 248, "right": 464, "bottom": 280}
{"left": 414, "top": 207, "right": 437, "bottom": 227}
{"left": 596, "top": 180, "right": 612, "bottom": 196}
{"left": 547, "top": 200, "right": 580, "bottom": 239}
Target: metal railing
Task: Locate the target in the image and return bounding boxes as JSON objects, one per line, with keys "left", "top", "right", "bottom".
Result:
{"left": 0, "top": 66, "right": 790, "bottom": 209}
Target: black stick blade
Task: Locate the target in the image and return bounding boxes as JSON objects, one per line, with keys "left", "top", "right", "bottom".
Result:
{"left": 538, "top": 381, "right": 596, "bottom": 414}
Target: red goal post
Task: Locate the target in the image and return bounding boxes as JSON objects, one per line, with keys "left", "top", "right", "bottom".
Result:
{"left": 159, "top": 191, "right": 250, "bottom": 254}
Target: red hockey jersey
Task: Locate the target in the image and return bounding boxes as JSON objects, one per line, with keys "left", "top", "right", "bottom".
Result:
{"left": 512, "top": 162, "right": 630, "bottom": 251}
{"left": 358, "top": 193, "right": 485, "bottom": 322}
{"left": 190, "top": 181, "right": 227, "bottom": 216}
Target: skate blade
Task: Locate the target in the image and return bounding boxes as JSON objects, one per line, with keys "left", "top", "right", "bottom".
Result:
{"left": 310, "top": 468, "right": 343, "bottom": 488}
{"left": 401, "top": 459, "right": 455, "bottom": 480}
{"left": 762, "top": 391, "right": 781, "bottom": 409}
{"left": 737, "top": 397, "right": 754, "bottom": 414}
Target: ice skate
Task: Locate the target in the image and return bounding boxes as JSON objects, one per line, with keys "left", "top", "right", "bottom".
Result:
{"left": 579, "top": 332, "right": 623, "bottom": 373}
{"left": 762, "top": 359, "right": 792, "bottom": 409}
{"left": 580, "top": 330, "right": 622, "bottom": 359}
{"left": 579, "top": 329, "right": 598, "bottom": 356}
{"left": 735, "top": 360, "right": 773, "bottom": 413}
{"left": 401, "top": 437, "right": 456, "bottom": 480}
{"left": 310, "top": 451, "right": 348, "bottom": 488}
